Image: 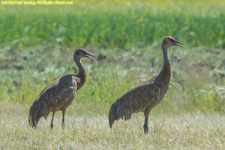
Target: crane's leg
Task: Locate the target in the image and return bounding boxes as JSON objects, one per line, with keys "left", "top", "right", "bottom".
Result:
{"left": 62, "top": 109, "right": 66, "bottom": 127}
{"left": 51, "top": 112, "right": 55, "bottom": 129}
{"left": 143, "top": 108, "right": 151, "bottom": 134}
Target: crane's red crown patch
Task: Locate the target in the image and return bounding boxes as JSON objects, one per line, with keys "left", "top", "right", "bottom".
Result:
{"left": 168, "top": 37, "right": 175, "bottom": 41}
{"left": 82, "top": 49, "right": 87, "bottom": 54}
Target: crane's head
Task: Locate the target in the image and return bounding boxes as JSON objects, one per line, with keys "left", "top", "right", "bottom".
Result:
{"left": 163, "top": 36, "right": 183, "bottom": 48}
{"left": 74, "top": 48, "right": 97, "bottom": 61}
{"left": 28, "top": 100, "right": 44, "bottom": 128}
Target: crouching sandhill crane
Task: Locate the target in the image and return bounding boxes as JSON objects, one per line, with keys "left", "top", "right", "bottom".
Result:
{"left": 28, "top": 49, "right": 96, "bottom": 128}
{"left": 109, "top": 37, "right": 183, "bottom": 133}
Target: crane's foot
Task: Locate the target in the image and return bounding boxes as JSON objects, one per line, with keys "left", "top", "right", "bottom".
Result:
{"left": 143, "top": 125, "right": 148, "bottom": 134}
{"left": 51, "top": 123, "right": 54, "bottom": 129}
{"left": 62, "top": 123, "right": 65, "bottom": 129}
{"left": 51, "top": 112, "right": 55, "bottom": 129}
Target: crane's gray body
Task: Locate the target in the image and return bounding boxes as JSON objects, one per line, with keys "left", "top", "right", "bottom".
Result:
{"left": 109, "top": 37, "right": 183, "bottom": 133}
{"left": 28, "top": 49, "right": 92, "bottom": 128}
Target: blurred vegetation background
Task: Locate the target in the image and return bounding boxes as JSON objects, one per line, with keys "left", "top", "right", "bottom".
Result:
{"left": 0, "top": 0, "right": 224, "bottom": 114}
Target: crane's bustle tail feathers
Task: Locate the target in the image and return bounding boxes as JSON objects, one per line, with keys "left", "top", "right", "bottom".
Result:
{"left": 109, "top": 100, "right": 132, "bottom": 128}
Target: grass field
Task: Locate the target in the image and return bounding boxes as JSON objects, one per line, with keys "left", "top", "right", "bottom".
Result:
{"left": 0, "top": 0, "right": 225, "bottom": 149}
{"left": 1, "top": 102, "right": 225, "bottom": 149}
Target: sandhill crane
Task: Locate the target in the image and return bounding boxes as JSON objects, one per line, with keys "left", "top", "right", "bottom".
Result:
{"left": 109, "top": 37, "right": 183, "bottom": 133}
{"left": 28, "top": 48, "right": 96, "bottom": 128}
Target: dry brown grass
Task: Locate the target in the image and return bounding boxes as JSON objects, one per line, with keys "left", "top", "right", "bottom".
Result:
{"left": 0, "top": 102, "right": 224, "bottom": 150}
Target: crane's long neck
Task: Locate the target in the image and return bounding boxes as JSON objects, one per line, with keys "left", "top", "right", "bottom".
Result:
{"left": 75, "top": 57, "right": 87, "bottom": 90}
{"left": 155, "top": 44, "right": 171, "bottom": 85}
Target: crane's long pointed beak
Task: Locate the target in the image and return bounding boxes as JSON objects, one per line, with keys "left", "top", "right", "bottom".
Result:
{"left": 174, "top": 40, "right": 184, "bottom": 47}
{"left": 86, "top": 52, "right": 97, "bottom": 62}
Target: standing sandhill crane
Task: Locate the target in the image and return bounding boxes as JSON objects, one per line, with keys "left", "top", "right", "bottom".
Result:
{"left": 109, "top": 37, "right": 183, "bottom": 133}
{"left": 28, "top": 48, "right": 96, "bottom": 128}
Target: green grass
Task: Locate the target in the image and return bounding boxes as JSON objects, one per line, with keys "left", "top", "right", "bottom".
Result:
{"left": 1, "top": 1, "right": 225, "bottom": 48}
{"left": 0, "top": 0, "right": 225, "bottom": 149}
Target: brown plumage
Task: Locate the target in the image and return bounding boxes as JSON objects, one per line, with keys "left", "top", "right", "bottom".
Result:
{"left": 109, "top": 37, "right": 183, "bottom": 133}
{"left": 28, "top": 48, "right": 96, "bottom": 128}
